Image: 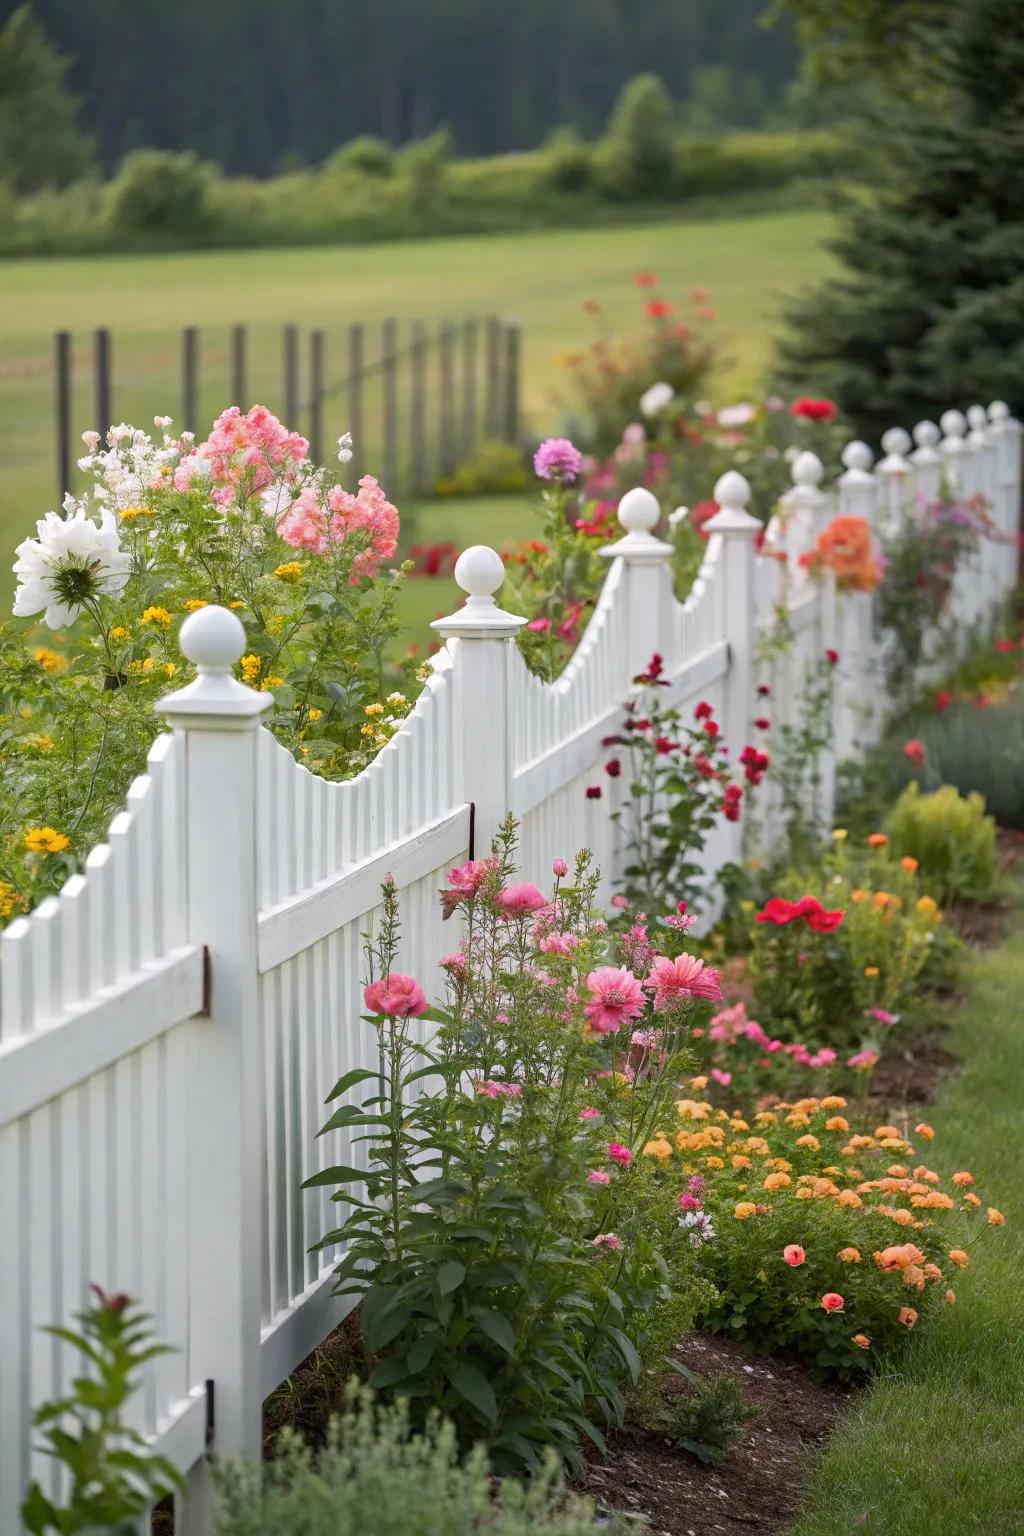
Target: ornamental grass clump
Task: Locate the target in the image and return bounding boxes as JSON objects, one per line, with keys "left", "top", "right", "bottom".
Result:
{"left": 0, "top": 410, "right": 415, "bottom": 924}
{"left": 640, "top": 1095, "right": 1004, "bottom": 1382}
{"left": 307, "top": 818, "right": 720, "bottom": 1474}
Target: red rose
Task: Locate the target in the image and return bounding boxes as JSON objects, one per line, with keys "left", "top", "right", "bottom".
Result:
{"left": 790, "top": 397, "right": 838, "bottom": 422}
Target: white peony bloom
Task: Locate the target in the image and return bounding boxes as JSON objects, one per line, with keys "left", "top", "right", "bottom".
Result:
{"left": 13, "top": 506, "right": 132, "bottom": 629}
{"left": 639, "top": 381, "right": 675, "bottom": 418}
{"left": 717, "top": 401, "right": 756, "bottom": 428}
{"left": 337, "top": 432, "right": 354, "bottom": 464}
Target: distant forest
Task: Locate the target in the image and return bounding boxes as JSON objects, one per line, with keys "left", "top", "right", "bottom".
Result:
{"left": 3, "top": 0, "right": 800, "bottom": 176}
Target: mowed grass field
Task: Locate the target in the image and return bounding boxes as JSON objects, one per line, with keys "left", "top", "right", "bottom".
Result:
{"left": 0, "top": 207, "right": 832, "bottom": 541}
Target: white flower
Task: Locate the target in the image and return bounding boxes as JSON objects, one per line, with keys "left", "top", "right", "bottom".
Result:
{"left": 153, "top": 415, "right": 173, "bottom": 429}
{"left": 259, "top": 480, "right": 292, "bottom": 519}
{"left": 668, "top": 505, "right": 689, "bottom": 529}
{"left": 337, "top": 432, "right": 354, "bottom": 464}
{"left": 640, "top": 381, "right": 675, "bottom": 418}
{"left": 13, "top": 506, "right": 131, "bottom": 628}
{"left": 717, "top": 402, "right": 756, "bottom": 428}
{"left": 81, "top": 430, "right": 101, "bottom": 451}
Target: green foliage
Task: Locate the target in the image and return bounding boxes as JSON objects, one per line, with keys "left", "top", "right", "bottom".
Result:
{"left": 596, "top": 73, "right": 679, "bottom": 200}
{"left": 106, "top": 149, "right": 214, "bottom": 238}
{"left": 0, "top": 4, "right": 94, "bottom": 193}
{"left": 912, "top": 698, "right": 1024, "bottom": 829}
{"left": 769, "top": 649, "right": 838, "bottom": 866}
{"left": 886, "top": 782, "right": 998, "bottom": 904}
{"left": 777, "top": 0, "right": 1024, "bottom": 433}
{"left": 539, "top": 127, "right": 593, "bottom": 193}
{"left": 434, "top": 441, "right": 530, "bottom": 498}
{"left": 307, "top": 825, "right": 706, "bottom": 1474}
{"left": 660, "top": 1362, "right": 761, "bottom": 1464}
{"left": 21, "top": 1287, "right": 182, "bottom": 1534}
{"left": 213, "top": 1383, "right": 639, "bottom": 1535}
{"left": 326, "top": 135, "right": 395, "bottom": 178}
{"left": 397, "top": 129, "right": 450, "bottom": 222}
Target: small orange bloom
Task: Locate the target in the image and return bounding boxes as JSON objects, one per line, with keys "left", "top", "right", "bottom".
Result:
{"left": 988, "top": 1207, "right": 1006, "bottom": 1227}
{"left": 733, "top": 1202, "right": 756, "bottom": 1219}
{"left": 952, "top": 1171, "right": 974, "bottom": 1186}
{"left": 902, "top": 1264, "right": 926, "bottom": 1290}
{"left": 898, "top": 1307, "right": 918, "bottom": 1329}
{"left": 837, "top": 1247, "right": 862, "bottom": 1264}
{"left": 948, "top": 1248, "right": 970, "bottom": 1268}
{"left": 851, "top": 1333, "right": 870, "bottom": 1349}
{"left": 900, "top": 856, "right": 919, "bottom": 872}
{"left": 826, "top": 1116, "right": 850, "bottom": 1133}
{"left": 944, "top": 1289, "right": 956, "bottom": 1305}
{"left": 867, "top": 833, "right": 889, "bottom": 847}
{"left": 914, "top": 1123, "right": 935, "bottom": 1140}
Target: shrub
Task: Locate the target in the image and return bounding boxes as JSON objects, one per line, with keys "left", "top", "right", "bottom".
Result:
{"left": 434, "top": 440, "right": 530, "bottom": 497}
{"left": 213, "top": 1384, "right": 638, "bottom": 1535}
{"left": 886, "top": 782, "right": 998, "bottom": 904}
{"left": 106, "top": 148, "right": 214, "bottom": 238}
{"left": 660, "top": 1362, "right": 761, "bottom": 1464}
{"left": 910, "top": 696, "right": 1024, "bottom": 830}
{"left": 539, "top": 126, "right": 593, "bottom": 192}
{"left": 307, "top": 821, "right": 716, "bottom": 1473}
{"left": 397, "top": 128, "right": 450, "bottom": 222}
{"left": 326, "top": 134, "right": 395, "bottom": 178}
{"left": 596, "top": 73, "right": 679, "bottom": 200}
{"left": 646, "top": 1094, "right": 1005, "bottom": 1381}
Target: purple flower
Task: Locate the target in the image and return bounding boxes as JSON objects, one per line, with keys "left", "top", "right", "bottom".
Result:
{"left": 534, "top": 437, "right": 583, "bottom": 483}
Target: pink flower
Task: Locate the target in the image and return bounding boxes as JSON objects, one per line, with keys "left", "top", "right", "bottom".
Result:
{"left": 579, "top": 1106, "right": 601, "bottom": 1121}
{"left": 584, "top": 966, "right": 646, "bottom": 1034}
{"left": 498, "top": 882, "right": 548, "bottom": 917}
{"left": 592, "top": 1233, "right": 622, "bottom": 1252}
{"left": 533, "top": 438, "right": 583, "bottom": 482}
{"left": 526, "top": 617, "right": 552, "bottom": 633}
{"left": 607, "top": 1142, "right": 632, "bottom": 1168}
{"left": 783, "top": 1244, "right": 806, "bottom": 1267}
{"left": 539, "top": 931, "right": 577, "bottom": 955}
{"left": 679, "top": 1192, "right": 703, "bottom": 1211}
{"left": 711, "top": 1068, "right": 732, "bottom": 1086}
{"left": 904, "top": 738, "right": 926, "bottom": 767}
{"left": 646, "top": 953, "right": 723, "bottom": 1009}
{"left": 175, "top": 403, "right": 309, "bottom": 504}
{"left": 276, "top": 475, "right": 399, "bottom": 581}
{"left": 363, "top": 974, "right": 429, "bottom": 1018}
{"left": 552, "top": 858, "right": 569, "bottom": 877}
{"left": 868, "top": 1008, "right": 896, "bottom": 1025}
{"left": 809, "top": 1048, "right": 836, "bottom": 1068}
{"left": 588, "top": 1169, "right": 611, "bottom": 1186}
{"left": 821, "top": 1292, "right": 845, "bottom": 1312}
{"left": 447, "top": 857, "right": 496, "bottom": 895}
{"left": 630, "top": 1027, "right": 662, "bottom": 1050}
{"left": 847, "top": 1048, "right": 880, "bottom": 1070}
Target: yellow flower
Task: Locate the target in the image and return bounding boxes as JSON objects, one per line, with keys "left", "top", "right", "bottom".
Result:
{"left": 795, "top": 1134, "right": 820, "bottom": 1151}
{"left": 0, "top": 882, "right": 21, "bottom": 917}
{"left": 184, "top": 599, "right": 209, "bottom": 612}
{"left": 259, "top": 676, "right": 285, "bottom": 691}
{"left": 705, "top": 1155, "right": 725, "bottom": 1170}
{"left": 831, "top": 828, "right": 848, "bottom": 841}
{"left": 228, "top": 599, "right": 246, "bottom": 610}
{"left": 120, "top": 505, "right": 155, "bottom": 521}
{"left": 643, "top": 1136, "right": 673, "bottom": 1161}
{"left": 763, "top": 1172, "right": 791, "bottom": 1192}
{"left": 360, "top": 723, "right": 375, "bottom": 737}
{"left": 240, "top": 654, "right": 261, "bottom": 685}
{"left": 24, "top": 826, "right": 69, "bottom": 855}
{"left": 25, "top": 734, "right": 54, "bottom": 752}
{"left": 364, "top": 702, "right": 385, "bottom": 716}
{"left": 307, "top": 707, "right": 322, "bottom": 722}
{"left": 733, "top": 1202, "right": 757, "bottom": 1220}
{"left": 689, "top": 1075, "right": 709, "bottom": 1091}
{"left": 110, "top": 625, "right": 129, "bottom": 640}
{"left": 273, "top": 561, "right": 304, "bottom": 583}
{"left": 163, "top": 662, "right": 176, "bottom": 677}
{"left": 141, "top": 606, "right": 172, "bottom": 627}
{"left": 33, "top": 647, "right": 65, "bottom": 672}
{"left": 387, "top": 691, "right": 408, "bottom": 707}
{"left": 915, "top": 895, "right": 939, "bottom": 918}
{"left": 864, "top": 966, "right": 879, "bottom": 977}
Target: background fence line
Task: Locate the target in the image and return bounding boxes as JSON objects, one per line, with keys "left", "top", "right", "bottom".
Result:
{"left": 52, "top": 315, "right": 522, "bottom": 503}
{"left": 0, "top": 400, "right": 1019, "bottom": 1533}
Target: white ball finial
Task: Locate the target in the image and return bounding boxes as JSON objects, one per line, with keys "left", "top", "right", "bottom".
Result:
{"left": 792, "top": 450, "right": 824, "bottom": 487}
{"left": 940, "top": 408, "right": 967, "bottom": 438}
{"left": 841, "top": 440, "right": 873, "bottom": 473}
{"left": 989, "top": 400, "right": 1010, "bottom": 422}
{"left": 453, "top": 544, "right": 506, "bottom": 598}
{"left": 617, "top": 486, "right": 660, "bottom": 534}
{"left": 967, "top": 404, "right": 987, "bottom": 430}
{"left": 713, "top": 470, "right": 751, "bottom": 509}
{"left": 178, "top": 604, "right": 247, "bottom": 671}
{"left": 881, "top": 427, "right": 911, "bottom": 457}
{"left": 913, "top": 420, "right": 940, "bottom": 448}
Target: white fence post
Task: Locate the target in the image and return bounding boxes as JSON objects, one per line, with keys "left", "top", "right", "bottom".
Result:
{"left": 600, "top": 486, "right": 675, "bottom": 668}
{"left": 432, "top": 546, "right": 526, "bottom": 855}
{"left": 910, "top": 420, "right": 943, "bottom": 502}
{"left": 877, "top": 427, "right": 912, "bottom": 536}
{"left": 156, "top": 606, "right": 272, "bottom": 1512}
{"left": 704, "top": 472, "right": 760, "bottom": 785}
{"left": 989, "top": 400, "right": 1022, "bottom": 595}
{"left": 778, "top": 450, "right": 829, "bottom": 577}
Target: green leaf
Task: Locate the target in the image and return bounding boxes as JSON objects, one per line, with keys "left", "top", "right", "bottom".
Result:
{"left": 436, "top": 1260, "right": 465, "bottom": 1297}
{"left": 407, "top": 1330, "right": 443, "bottom": 1373}
{"left": 301, "top": 1164, "right": 367, "bottom": 1189}
{"left": 447, "top": 1363, "right": 497, "bottom": 1425}
{"left": 472, "top": 1308, "right": 515, "bottom": 1355}
{"left": 369, "top": 1353, "right": 411, "bottom": 1389}
{"left": 316, "top": 1106, "right": 386, "bottom": 1137}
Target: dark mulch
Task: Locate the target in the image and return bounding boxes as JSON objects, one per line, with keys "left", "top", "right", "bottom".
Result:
{"left": 580, "top": 1332, "right": 848, "bottom": 1536}
{"left": 262, "top": 1305, "right": 365, "bottom": 1454}
{"left": 867, "top": 1027, "right": 959, "bottom": 1109}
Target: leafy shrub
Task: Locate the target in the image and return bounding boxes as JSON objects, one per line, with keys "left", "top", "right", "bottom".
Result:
{"left": 661, "top": 1362, "right": 761, "bottom": 1464}
{"left": 596, "top": 73, "right": 679, "bottom": 200}
{"left": 646, "top": 1094, "right": 1005, "bottom": 1381}
{"left": 397, "top": 128, "right": 450, "bottom": 221}
{"left": 539, "top": 127, "right": 593, "bottom": 192}
{"left": 213, "top": 1384, "right": 638, "bottom": 1535}
{"left": 308, "top": 821, "right": 715, "bottom": 1473}
{"left": 911, "top": 697, "right": 1024, "bottom": 829}
{"left": 106, "top": 148, "right": 214, "bottom": 237}
{"left": 434, "top": 440, "right": 530, "bottom": 497}
{"left": 886, "top": 782, "right": 998, "bottom": 904}
{"left": 326, "top": 134, "right": 395, "bottom": 178}
{"left": 22, "top": 1287, "right": 181, "bottom": 1534}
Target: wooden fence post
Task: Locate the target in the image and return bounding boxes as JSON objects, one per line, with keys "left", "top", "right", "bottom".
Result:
{"left": 410, "top": 321, "right": 428, "bottom": 495}
{"left": 382, "top": 318, "right": 398, "bottom": 494}
{"left": 157, "top": 606, "right": 272, "bottom": 1519}
{"left": 283, "top": 325, "right": 299, "bottom": 428}
{"left": 503, "top": 322, "right": 520, "bottom": 445}
{"left": 231, "top": 324, "right": 247, "bottom": 406}
{"left": 431, "top": 547, "right": 526, "bottom": 855}
{"left": 182, "top": 328, "right": 199, "bottom": 434}
{"left": 348, "top": 323, "right": 364, "bottom": 480}
{"left": 55, "top": 331, "right": 72, "bottom": 499}
{"left": 439, "top": 320, "right": 456, "bottom": 478}
{"left": 94, "top": 327, "right": 112, "bottom": 437}
{"left": 309, "top": 329, "right": 325, "bottom": 465}
{"left": 485, "top": 317, "right": 503, "bottom": 439}
{"left": 461, "top": 317, "right": 478, "bottom": 460}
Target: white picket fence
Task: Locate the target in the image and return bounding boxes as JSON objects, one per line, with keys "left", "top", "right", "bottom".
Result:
{"left": 0, "top": 401, "right": 1018, "bottom": 1532}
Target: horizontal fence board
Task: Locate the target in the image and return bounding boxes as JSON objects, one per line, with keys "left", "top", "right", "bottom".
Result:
{"left": 0, "top": 946, "right": 205, "bottom": 1127}
{"left": 257, "top": 805, "right": 471, "bottom": 972}
{"left": 259, "top": 1272, "right": 358, "bottom": 1398}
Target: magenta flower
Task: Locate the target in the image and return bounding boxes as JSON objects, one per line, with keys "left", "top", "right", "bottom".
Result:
{"left": 447, "top": 857, "right": 496, "bottom": 895}
{"left": 711, "top": 1067, "right": 732, "bottom": 1086}
{"left": 552, "top": 858, "right": 569, "bottom": 877}
{"left": 678, "top": 1192, "right": 703, "bottom": 1211}
{"left": 498, "top": 882, "right": 548, "bottom": 917}
{"left": 687, "top": 1174, "right": 707, "bottom": 1196}
{"left": 592, "top": 1233, "right": 623, "bottom": 1252}
{"left": 363, "top": 974, "right": 429, "bottom": 1018}
{"left": 607, "top": 1142, "right": 632, "bottom": 1168}
{"left": 534, "top": 437, "right": 583, "bottom": 482}
{"left": 588, "top": 1169, "right": 611, "bottom": 1186}
{"left": 583, "top": 966, "right": 646, "bottom": 1035}
{"left": 646, "top": 953, "right": 723, "bottom": 1009}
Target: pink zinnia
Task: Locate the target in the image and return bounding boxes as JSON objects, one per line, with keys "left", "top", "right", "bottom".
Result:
{"left": 363, "top": 974, "right": 428, "bottom": 1018}
{"left": 646, "top": 953, "right": 723, "bottom": 1009}
{"left": 498, "top": 882, "right": 548, "bottom": 917}
{"left": 533, "top": 437, "right": 583, "bottom": 483}
{"left": 679, "top": 1193, "right": 703, "bottom": 1211}
{"left": 583, "top": 966, "right": 646, "bottom": 1034}
{"left": 588, "top": 1169, "right": 611, "bottom": 1186}
{"left": 607, "top": 1142, "right": 632, "bottom": 1168}
{"left": 711, "top": 1067, "right": 732, "bottom": 1086}
{"left": 592, "top": 1233, "right": 622, "bottom": 1252}
{"left": 447, "top": 857, "right": 495, "bottom": 895}
{"left": 847, "top": 1048, "right": 880, "bottom": 1070}
{"left": 579, "top": 1106, "right": 601, "bottom": 1121}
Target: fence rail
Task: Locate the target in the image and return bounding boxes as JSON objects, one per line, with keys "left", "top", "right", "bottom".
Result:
{"left": 1, "top": 400, "right": 1019, "bottom": 1533}
{"left": 52, "top": 315, "right": 522, "bottom": 503}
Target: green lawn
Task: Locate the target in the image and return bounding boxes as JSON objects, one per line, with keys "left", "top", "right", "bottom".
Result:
{"left": 790, "top": 896, "right": 1024, "bottom": 1536}
{"left": 0, "top": 206, "right": 832, "bottom": 566}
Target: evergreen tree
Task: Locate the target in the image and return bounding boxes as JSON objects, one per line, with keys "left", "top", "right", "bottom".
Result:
{"left": 777, "top": 0, "right": 1024, "bottom": 434}
{"left": 0, "top": 4, "right": 92, "bottom": 191}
